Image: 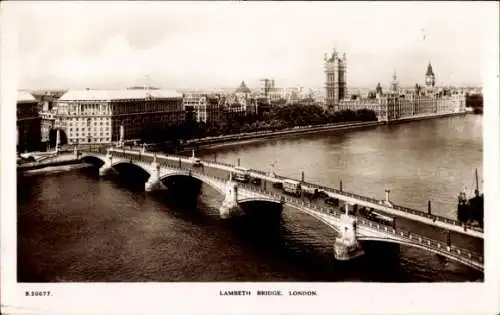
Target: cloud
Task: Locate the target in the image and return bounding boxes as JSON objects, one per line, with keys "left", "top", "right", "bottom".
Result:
{"left": 11, "top": 1, "right": 494, "bottom": 89}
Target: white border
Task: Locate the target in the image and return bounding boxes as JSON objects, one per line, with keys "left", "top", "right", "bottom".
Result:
{"left": 1, "top": 2, "right": 499, "bottom": 315}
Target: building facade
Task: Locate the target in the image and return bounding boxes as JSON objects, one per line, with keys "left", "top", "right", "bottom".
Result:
{"left": 234, "top": 81, "right": 256, "bottom": 114}
{"left": 182, "top": 92, "right": 221, "bottom": 123}
{"left": 48, "top": 89, "right": 184, "bottom": 145}
{"left": 17, "top": 91, "right": 41, "bottom": 153}
{"left": 324, "top": 49, "right": 347, "bottom": 110}
{"left": 336, "top": 62, "right": 466, "bottom": 122}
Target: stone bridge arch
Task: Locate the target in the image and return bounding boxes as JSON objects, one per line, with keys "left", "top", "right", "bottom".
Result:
{"left": 159, "top": 172, "right": 284, "bottom": 219}
{"left": 79, "top": 153, "right": 106, "bottom": 167}
{"left": 80, "top": 152, "right": 284, "bottom": 219}
{"left": 109, "top": 161, "right": 152, "bottom": 182}
{"left": 159, "top": 171, "right": 226, "bottom": 196}
{"left": 283, "top": 202, "right": 342, "bottom": 235}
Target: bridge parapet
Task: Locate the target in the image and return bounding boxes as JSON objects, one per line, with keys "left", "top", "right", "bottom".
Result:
{"left": 79, "top": 149, "right": 484, "bottom": 235}
{"left": 302, "top": 181, "right": 483, "bottom": 234}
{"left": 355, "top": 217, "right": 483, "bottom": 268}
{"left": 80, "top": 148, "right": 483, "bottom": 270}
{"left": 230, "top": 181, "right": 483, "bottom": 270}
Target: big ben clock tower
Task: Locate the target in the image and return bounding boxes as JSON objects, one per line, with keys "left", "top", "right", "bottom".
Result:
{"left": 425, "top": 61, "right": 435, "bottom": 89}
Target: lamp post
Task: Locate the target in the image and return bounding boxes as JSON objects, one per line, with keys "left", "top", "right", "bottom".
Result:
{"left": 55, "top": 129, "right": 61, "bottom": 154}
{"left": 119, "top": 123, "right": 125, "bottom": 147}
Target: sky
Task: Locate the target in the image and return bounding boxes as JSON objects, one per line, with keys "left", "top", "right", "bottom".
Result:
{"left": 4, "top": 1, "right": 498, "bottom": 90}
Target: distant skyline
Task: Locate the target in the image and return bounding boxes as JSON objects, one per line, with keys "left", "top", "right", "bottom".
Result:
{"left": 5, "top": 1, "right": 497, "bottom": 90}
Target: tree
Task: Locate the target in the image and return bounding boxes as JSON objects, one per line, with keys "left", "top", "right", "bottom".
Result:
{"left": 240, "top": 123, "right": 252, "bottom": 133}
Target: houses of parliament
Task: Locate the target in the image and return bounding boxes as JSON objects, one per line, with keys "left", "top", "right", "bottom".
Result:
{"left": 324, "top": 49, "right": 467, "bottom": 121}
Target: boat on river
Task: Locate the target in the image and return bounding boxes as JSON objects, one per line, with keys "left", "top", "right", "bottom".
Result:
{"left": 457, "top": 169, "right": 483, "bottom": 228}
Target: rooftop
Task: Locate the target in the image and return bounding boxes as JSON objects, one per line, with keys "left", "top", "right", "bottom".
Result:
{"left": 235, "top": 81, "right": 251, "bottom": 94}
{"left": 59, "top": 89, "right": 183, "bottom": 101}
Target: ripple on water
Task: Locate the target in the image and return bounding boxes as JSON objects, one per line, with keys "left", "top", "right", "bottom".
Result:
{"left": 17, "top": 116, "right": 483, "bottom": 282}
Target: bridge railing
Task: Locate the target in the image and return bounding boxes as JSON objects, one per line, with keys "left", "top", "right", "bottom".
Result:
{"left": 300, "top": 180, "right": 483, "bottom": 233}
{"left": 82, "top": 150, "right": 483, "bottom": 267}
{"left": 355, "top": 217, "right": 483, "bottom": 265}
{"left": 230, "top": 181, "right": 483, "bottom": 266}
{"left": 96, "top": 148, "right": 482, "bottom": 234}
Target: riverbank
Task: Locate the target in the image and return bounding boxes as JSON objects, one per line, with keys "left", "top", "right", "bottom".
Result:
{"left": 384, "top": 111, "right": 468, "bottom": 125}
{"left": 179, "top": 121, "right": 382, "bottom": 153}
{"left": 179, "top": 112, "right": 469, "bottom": 153}
{"left": 17, "top": 158, "right": 83, "bottom": 172}
{"left": 20, "top": 163, "right": 91, "bottom": 175}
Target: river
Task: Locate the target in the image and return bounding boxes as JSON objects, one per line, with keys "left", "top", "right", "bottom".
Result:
{"left": 17, "top": 115, "right": 484, "bottom": 282}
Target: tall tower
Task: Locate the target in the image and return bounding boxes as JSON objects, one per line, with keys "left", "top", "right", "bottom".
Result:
{"left": 324, "top": 49, "right": 347, "bottom": 110}
{"left": 338, "top": 53, "right": 347, "bottom": 100}
{"left": 391, "top": 70, "right": 399, "bottom": 93}
{"left": 425, "top": 61, "right": 435, "bottom": 89}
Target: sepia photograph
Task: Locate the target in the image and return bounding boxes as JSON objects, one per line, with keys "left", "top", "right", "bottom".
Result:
{"left": 1, "top": 1, "right": 499, "bottom": 314}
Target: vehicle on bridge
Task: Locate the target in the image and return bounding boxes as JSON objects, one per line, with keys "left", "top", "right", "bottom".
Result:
{"left": 301, "top": 185, "right": 319, "bottom": 199}
{"left": 190, "top": 157, "right": 203, "bottom": 167}
{"left": 282, "top": 179, "right": 301, "bottom": 197}
{"left": 232, "top": 166, "right": 250, "bottom": 182}
{"left": 250, "top": 177, "right": 262, "bottom": 185}
{"left": 358, "top": 207, "right": 394, "bottom": 225}
{"left": 272, "top": 181, "right": 283, "bottom": 189}
{"left": 324, "top": 196, "right": 340, "bottom": 206}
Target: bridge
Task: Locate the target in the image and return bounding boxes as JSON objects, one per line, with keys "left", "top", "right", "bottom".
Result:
{"left": 18, "top": 147, "right": 484, "bottom": 272}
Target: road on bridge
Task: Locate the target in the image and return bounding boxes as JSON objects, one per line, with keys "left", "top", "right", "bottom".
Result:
{"left": 129, "top": 151, "right": 483, "bottom": 256}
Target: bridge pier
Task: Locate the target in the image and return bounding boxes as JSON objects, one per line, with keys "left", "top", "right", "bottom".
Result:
{"left": 145, "top": 155, "right": 167, "bottom": 192}
{"left": 334, "top": 214, "right": 364, "bottom": 260}
{"left": 99, "top": 149, "right": 118, "bottom": 176}
{"left": 219, "top": 180, "right": 244, "bottom": 219}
